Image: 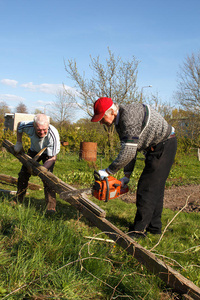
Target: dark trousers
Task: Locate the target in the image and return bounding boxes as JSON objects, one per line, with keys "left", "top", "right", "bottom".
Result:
{"left": 130, "top": 136, "right": 177, "bottom": 234}
{"left": 16, "top": 149, "right": 56, "bottom": 210}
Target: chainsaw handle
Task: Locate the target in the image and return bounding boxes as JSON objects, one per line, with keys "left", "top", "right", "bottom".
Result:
{"left": 94, "top": 170, "right": 101, "bottom": 181}
{"left": 105, "top": 176, "right": 109, "bottom": 202}
{"left": 94, "top": 170, "right": 109, "bottom": 202}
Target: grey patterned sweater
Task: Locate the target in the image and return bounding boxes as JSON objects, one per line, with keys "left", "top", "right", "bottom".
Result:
{"left": 107, "top": 103, "right": 172, "bottom": 175}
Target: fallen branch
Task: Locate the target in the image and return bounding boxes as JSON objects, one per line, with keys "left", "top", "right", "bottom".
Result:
{"left": 0, "top": 189, "right": 17, "bottom": 195}
{"left": 0, "top": 174, "right": 42, "bottom": 190}
{"left": 84, "top": 236, "right": 115, "bottom": 243}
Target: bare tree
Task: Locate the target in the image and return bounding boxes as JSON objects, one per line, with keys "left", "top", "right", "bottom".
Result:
{"left": 0, "top": 101, "right": 10, "bottom": 123}
{"left": 174, "top": 52, "right": 200, "bottom": 142}
{"left": 16, "top": 102, "right": 28, "bottom": 113}
{"left": 146, "top": 94, "right": 173, "bottom": 121}
{"left": 64, "top": 48, "right": 139, "bottom": 117}
{"left": 176, "top": 52, "right": 200, "bottom": 112}
{"left": 51, "top": 90, "right": 76, "bottom": 128}
{"left": 64, "top": 48, "right": 139, "bottom": 155}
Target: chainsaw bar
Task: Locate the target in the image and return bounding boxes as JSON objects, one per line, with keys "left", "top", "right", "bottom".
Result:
{"left": 61, "top": 188, "right": 92, "bottom": 198}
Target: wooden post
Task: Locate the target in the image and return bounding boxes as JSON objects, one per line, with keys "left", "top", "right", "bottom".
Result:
{"left": 2, "top": 139, "right": 200, "bottom": 300}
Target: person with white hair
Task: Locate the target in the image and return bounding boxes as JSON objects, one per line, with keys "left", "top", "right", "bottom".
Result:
{"left": 14, "top": 113, "right": 60, "bottom": 214}
{"left": 91, "top": 97, "right": 177, "bottom": 238}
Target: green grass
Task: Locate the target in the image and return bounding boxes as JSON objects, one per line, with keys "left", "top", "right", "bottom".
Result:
{"left": 0, "top": 150, "right": 200, "bottom": 299}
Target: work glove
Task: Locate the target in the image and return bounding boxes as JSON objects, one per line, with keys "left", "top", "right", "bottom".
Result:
{"left": 119, "top": 176, "right": 130, "bottom": 187}
{"left": 13, "top": 141, "right": 23, "bottom": 154}
{"left": 98, "top": 169, "right": 109, "bottom": 180}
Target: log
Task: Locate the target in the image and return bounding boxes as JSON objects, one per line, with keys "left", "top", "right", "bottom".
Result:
{"left": 0, "top": 189, "right": 29, "bottom": 195}
{"left": 0, "top": 189, "right": 17, "bottom": 195}
{"left": 0, "top": 174, "right": 42, "bottom": 190}
{"left": 2, "top": 139, "right": 200, "bottom": 299}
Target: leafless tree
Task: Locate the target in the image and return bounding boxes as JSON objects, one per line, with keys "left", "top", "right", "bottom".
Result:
{"left": 174, "top": 52, "right": 200, "bottom": 142}
{"left": 64, "top": 48, "right": 139, "bottom": 155}
{"left": 64, "top": 48, "right": 139, "bottom": 117}
{"left": 176, "top": 52, "right": 200, "bottom": 112}
{"left": 51, "top": 90, "right": 76, "bottom": 128}
{"left": 16, "top": 102, "right": 28, "bottom": 113}
{"left": 146, "top": 94, "right": 173, "bottom": 122}
{"left": 0, "top": 101, "right": 10, "bottom": 123}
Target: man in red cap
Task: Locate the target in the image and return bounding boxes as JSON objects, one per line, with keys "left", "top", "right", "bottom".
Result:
{"left": 91, "top": 97, "right": 177, "bottom": 238}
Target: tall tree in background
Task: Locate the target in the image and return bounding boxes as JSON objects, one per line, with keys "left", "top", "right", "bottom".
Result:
{"left": 176, "top": 52, "right": 200, "bottom": 111}
{"left": 0, "top": 101, "right": 10, "bottom": 123}
{"left": 16, "top": 102, "right": 28, "bottom": 113}
{"left": 146, "top": 94, "right": 173, "bottom": 122}
{"left": 64, "top": 48, "right": 139, "bottom": 117}
{"left": 175, "top": 52, "right": 200, "bottom": 143}
{"left": 52, "top": 90, "right": 75, "bottom": 128}
{"left": 64, "top": 48, "right": 139, "bottom": 155}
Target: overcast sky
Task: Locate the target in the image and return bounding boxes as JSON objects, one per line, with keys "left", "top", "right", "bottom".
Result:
{"left": 0, "top": 0, "right": 200, "bottom": 121}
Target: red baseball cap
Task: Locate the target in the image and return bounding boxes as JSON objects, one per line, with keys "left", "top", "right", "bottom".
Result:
{"left": 91, "top": 97, "right": 113, "bottom": 122}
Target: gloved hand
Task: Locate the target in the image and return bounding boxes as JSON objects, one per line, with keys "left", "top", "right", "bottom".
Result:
{"left": 119, "top": 176, "right": 130, "bottom": 187}
{"left": 98, "top": 169, "right": 109, "bottom": 180}
{"left": 13, "top": 141, "right": 23, "bottom": 154}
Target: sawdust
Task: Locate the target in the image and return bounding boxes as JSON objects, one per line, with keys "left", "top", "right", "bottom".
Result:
{"left": 121, "top": 184, "right": 200, "bottom": 213}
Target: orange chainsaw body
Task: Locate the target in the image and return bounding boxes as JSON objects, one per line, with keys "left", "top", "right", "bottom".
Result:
{"left": 92, "top": 176, "right": 129, "bottom": 202}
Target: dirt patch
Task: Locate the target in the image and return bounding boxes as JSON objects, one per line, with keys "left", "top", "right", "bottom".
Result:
{"left": 121, "top": 185, "right": 200, "bottom": 213}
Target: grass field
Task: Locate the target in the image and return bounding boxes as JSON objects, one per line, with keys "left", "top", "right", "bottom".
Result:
{"left": 0, "top": 149, "right": 199, "bottom": 299}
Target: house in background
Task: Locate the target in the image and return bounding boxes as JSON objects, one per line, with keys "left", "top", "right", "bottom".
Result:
{"left": 4, "top": 113, "right": 35, "bottom": 132}
{"left": 4, "top": 113, "right": 50, "bottom": 132}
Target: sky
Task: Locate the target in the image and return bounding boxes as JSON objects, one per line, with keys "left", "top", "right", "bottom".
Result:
{"left": 0, "top": 0, "right": 200, "bottom": 121}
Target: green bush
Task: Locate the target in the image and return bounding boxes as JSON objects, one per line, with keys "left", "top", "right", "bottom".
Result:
{"left": 177, "top": 137, "right": 193, "bottom": 154}
{"left": 58, "top": 124, "right": 120, "bottom": 157}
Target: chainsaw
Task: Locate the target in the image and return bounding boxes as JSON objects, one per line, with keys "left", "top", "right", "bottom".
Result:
{"left": 63, "top": 170, "right": 129, "bottom": 202}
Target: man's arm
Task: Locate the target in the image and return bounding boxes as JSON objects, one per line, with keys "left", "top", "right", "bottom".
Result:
{"left": 43, "top": 155, "right": 57, "bottom": 170}
{"left": 14, "top": 122, "right": 23, "bottom": 153}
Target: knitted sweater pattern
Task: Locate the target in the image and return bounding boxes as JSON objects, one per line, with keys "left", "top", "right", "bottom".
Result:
{"left": 108, "top": 103, "right": 171, "bottom": 174}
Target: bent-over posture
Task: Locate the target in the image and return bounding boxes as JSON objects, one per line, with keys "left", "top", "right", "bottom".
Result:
{"left": 14, "top": 114, "right": 60, "bottom": 213}
{"left": 91, "top": 97, "right": 177, "bottom": 238}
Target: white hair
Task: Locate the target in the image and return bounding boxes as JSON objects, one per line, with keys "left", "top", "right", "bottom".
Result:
{"left": 34, "top": 114, "right": 49, "bottom": 126}
{"left": 104, "top": 103, "right": 119, "bottom": 116}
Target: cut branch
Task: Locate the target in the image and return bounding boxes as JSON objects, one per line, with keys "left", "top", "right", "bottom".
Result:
{"left": 0, "top": 174, "right": 42, "bottom": 190}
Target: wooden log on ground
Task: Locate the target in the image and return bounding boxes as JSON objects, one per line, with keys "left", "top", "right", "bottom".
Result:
{"left": 3, "top": 139, "right": 200, "bottom": 299}
{"left": 0, "top": 189, "right": 29, "bottom": 196}
{"left": 0, "top": 189, "right": 17, "bottom": 195}
{"left": 0, "top": 174, "right": 42, "bottom": 190}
